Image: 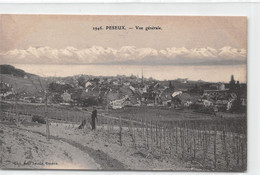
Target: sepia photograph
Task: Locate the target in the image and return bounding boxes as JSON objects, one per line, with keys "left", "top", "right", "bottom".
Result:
{"left": 0, "top": 15, "right": 247, "bottom": 171}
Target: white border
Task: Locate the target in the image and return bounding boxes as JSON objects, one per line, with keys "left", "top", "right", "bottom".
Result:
{"left": 0, "top": 0, "right": 260, "bottom": 3}
{"left": 0, "top": 2, "right": 259, "bottom": 175}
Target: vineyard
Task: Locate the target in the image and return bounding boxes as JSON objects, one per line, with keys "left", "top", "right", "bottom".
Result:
{"left": 0, "top": 101, "right": 247, "bottom": 171}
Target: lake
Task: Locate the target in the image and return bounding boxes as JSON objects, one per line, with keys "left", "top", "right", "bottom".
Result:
{"left": 12, "top": 64, "right": 247, "bottom": 83}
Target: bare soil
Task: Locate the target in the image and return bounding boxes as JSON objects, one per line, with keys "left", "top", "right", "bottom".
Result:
{"left": 0, "top": 120, "right": 191, "bottom": 170}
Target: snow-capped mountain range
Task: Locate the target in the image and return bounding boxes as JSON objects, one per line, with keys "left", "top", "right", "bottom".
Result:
{"left": 0, "top": 46, "right": 246, "bottom": 65}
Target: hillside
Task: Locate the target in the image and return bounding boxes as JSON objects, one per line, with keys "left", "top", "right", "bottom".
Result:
{"left": 0, "top": 65, "right": 47, "bottom": 94}
{"left": 1, "top": 74, "right": 48, "bottom": 93}
{"left": 0, "top": 64, "right": 36, "bottom": 78}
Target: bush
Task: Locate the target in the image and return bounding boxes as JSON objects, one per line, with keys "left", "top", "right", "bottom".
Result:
{"left": 81, "top": 97, "right": 99, "bottom": 107}
{"left": 32, "top": 115, "right": 46, "bottom": 124}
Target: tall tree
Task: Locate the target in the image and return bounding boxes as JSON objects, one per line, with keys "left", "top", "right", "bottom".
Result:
{"left": 169, "top": 81, "right": 175, "bottom": 91}
{"left": 229, "top": 75, "right": 236, "bottom": 92}
{"left": 77, "top": 76, "right": 86, "bottom": 87}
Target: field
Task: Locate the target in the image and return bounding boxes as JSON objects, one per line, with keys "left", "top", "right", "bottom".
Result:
{"left": 0, "top": 101, "right": 247, "bottom": 171}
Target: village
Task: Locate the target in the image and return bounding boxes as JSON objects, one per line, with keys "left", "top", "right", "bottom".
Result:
{"left": 0, "top": 67, "right": 247, "bottom": 115}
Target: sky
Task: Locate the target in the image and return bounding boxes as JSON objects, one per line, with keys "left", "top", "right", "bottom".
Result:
{"left": 0, "top": 15, "right": 247, "bottom": 82}
{"left": 0, "top": 15, "right": 247, "bottom": 51}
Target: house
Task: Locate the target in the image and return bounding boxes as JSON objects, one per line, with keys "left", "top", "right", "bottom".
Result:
{"left": 99, "top": 78, "right": 104, "bottom": 84}
{"left": 202, "top": 99, "right": 213, "bottom": 107}
{"left": 56, "top": 80, "right": 65, "bottom": 85}
{"left": 129, "top": 86, "right": 135, "bottom": 92}
{"left": 215, "top": 99, "right": 229, "bottom": 106}
{"left": 203, "top": 89, "right": 229, "bottom": 98}
{"left": 35, "top": 97, "right": 43, "bottom": 103}
{"left": 153, "top": 82, "right": 159, "bottom": 88}
{"left": 179, "top": 89, "right": 188, "bottom": 92}
{"left": 61, "top": 91, "right": 72, "bottom": 102}
{"left": 227, "top": 99, "right": 235, "bottom": 110}
{"left": 176, "top": 78, "right": 188, "bottom": 83}
{"left": 122, "top": 98, "right": 133, "bottom": 107}
{"left": 119, "top": 86, "right": 133, "bottom": 97}
{"left": 123, "top": 82, "right": 130, "bottom": 86}
{"left": 0, "top": 91, "right": 13, "bottom": 98}
{"left": 160, "top": 96, "right": 172, "bottom": 106}
{"left": 240, "top": 91, "right": 247, "bottom": 106}
{"left": 85, "top": 81, "right": 92, "bottom": 88}
{"left": 108, "top": 87, "right": 140, "bottom": 109}
{"left": 110, "top": 95, "right": 129, "bottom": 109}
{"left": 154, "top": 93, "right": 160, "bottom": 105}
{"left": 82, "top": 86, "right": 100, "bottom": 99}
{"left": 22, "top": 97, "right": 32, "bottom": 103}
{"left": 159, "top": 88, "right": 175, "bottom": 106}
{"left": 172, "top": 91, "right": 182, "bottom": 98}
{"left": 218, "top": 83, "right": 226, "bottom": 90}
{"left": 138, "top": 85, "right": 149, "bottom": 94}
{"left": 183, "top": 100, "right": 193, "bottom": 108}
{"left": 172, "top": 92, "right": 192, "bottom": 106}
{"left": 215, "top": 99, "right": 229, "bottom": 111}
{"left": 107, "top": 91, "right": 120, "bottom": 102}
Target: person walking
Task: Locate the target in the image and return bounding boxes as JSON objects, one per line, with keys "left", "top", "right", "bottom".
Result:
{"left": 91, "top": 107, "right": 98, "bottom": 130}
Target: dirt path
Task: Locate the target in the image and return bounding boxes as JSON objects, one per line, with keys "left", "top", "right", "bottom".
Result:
{"left": 21, "top": 128, "right": 125, "bottom": 170}
{"left": 0, "top": 122, "right": 125, "bottom": 170}
{"left": 51, "top": 136, "right": 125, "bottom": 170}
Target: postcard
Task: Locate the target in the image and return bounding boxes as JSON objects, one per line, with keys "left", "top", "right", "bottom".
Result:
{"left": 0, "top": 15, "right": 247, "bottom": 171}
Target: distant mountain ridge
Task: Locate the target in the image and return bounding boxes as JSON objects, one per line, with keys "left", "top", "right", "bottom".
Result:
{"left": 0, "top": 46, "right": 246, "bottom": 65}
